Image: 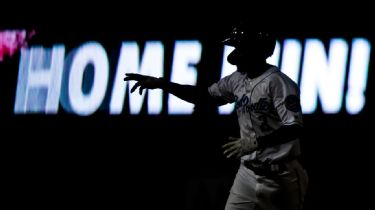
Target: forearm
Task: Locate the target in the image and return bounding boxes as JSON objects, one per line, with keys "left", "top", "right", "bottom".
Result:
{"left": 257, "top": 124, "right": 303, "bottom": 148}
{"left": 159, "top": 78, "right": 200, "bottom": 104}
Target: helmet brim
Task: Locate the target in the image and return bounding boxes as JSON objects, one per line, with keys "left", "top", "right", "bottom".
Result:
{"left": 221, "top": 37, "right": 237, "bottom": 47}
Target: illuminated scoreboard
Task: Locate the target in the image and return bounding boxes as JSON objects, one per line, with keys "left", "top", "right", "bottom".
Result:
{"left": 1, "top": 29, "right": 370, "bottom": 116}
{"left": 12, "top": 37, "right": 371, "bottom": 116}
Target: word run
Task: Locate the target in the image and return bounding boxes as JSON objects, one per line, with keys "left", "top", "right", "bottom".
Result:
{"left": 14, "top": 39, "right": 371, "bottom": 116}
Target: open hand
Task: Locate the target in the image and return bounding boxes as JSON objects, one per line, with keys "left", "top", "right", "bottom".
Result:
{"left": 124, "top": 73, "right": 164, "bottom": 95}
{"left": 222, "top": 137, "right": 243, "bottom": 159}
{"left": 222, "top": 136, "right": 258, "bottom": 159}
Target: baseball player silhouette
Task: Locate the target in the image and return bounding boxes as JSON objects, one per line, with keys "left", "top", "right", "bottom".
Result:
{"left": 124, "top": 22, "right": 309, "bottom": 210}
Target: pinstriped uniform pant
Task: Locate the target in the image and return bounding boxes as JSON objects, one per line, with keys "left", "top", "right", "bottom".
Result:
{"left": 225, "top": 159, "right": 308, "bottom": 210}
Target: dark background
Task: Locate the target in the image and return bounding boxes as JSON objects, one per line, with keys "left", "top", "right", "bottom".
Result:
{"left": 1, "top": 6, "right": 374, "bottom": 210}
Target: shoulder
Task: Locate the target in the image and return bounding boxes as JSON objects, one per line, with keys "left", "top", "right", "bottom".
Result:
{"left": 219, "top": 71, "right": 246, "bottom": 84}
{"left": 228, "top": 71, "right": 245, "bottom": 79}
{"left": 267, "top": 67, "right": 298, "bottom": 89}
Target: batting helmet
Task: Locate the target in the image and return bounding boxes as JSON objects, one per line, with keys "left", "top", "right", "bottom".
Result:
{"left": 222, "top": 23, "right": 276, "bottom": 59}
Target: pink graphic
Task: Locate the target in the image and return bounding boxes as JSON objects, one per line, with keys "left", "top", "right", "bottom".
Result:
{"left": 0, "top": 29, "right": 36, "bottom": 62}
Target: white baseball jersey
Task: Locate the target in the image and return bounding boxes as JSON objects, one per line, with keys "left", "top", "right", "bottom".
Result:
{"left": 208, "top": 65, "right": 303, "bottom": 163}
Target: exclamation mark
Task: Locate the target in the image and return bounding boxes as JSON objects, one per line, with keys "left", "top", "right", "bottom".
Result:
{"left": 346, "top": 38, "right": 371, "bottom": 115}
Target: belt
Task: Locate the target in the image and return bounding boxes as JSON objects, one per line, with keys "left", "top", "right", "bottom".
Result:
{"left": 243, "top": 160, "right": 289, "bottom": 176}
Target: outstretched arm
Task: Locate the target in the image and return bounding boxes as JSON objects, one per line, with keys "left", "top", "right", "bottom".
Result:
{"left": 124, "top": 73, "right": 201, "bottom": 104}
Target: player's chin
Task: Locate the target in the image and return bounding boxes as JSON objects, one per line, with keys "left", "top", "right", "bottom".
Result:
{"left": 236, "top": 68, "right": 247, "bottom": 73}
{"left": 227, "top": 50, "right": 241, "bottom": 65}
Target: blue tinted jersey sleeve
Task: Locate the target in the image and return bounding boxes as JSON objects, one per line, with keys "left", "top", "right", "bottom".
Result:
{"left": 269, "top": 72, "right": 303, "bottom": 126}
{"left": 208, "top": 73, "right": 237, "bottom": 104}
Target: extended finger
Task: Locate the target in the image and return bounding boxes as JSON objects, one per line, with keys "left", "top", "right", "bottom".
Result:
{"left": 124, "top": 73, "right": 136, "bottom": 81}
{"left": 123, "top": 76, "right": 132, "bottom": 81}
{"left": 222, "top": 140, "right": 238, "bottom": 149}
{"left": 226, "top": 150, "right": 240, "bottom": 158}
{"left": 139, "top": 86, "right": 145, "bottom": 95}
{"left": 125, "top": 73, "right": 145, "bottom": 81}
{"left": 223, "top": 144, "right": 240, "bottom": 155}
{"left": 131, "top": 82, "right": 141, "bottom": 93}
